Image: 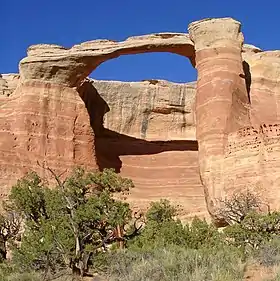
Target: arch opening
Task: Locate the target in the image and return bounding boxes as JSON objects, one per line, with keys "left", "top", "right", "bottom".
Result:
{"left": 90, "top": 52, "right": 197, "bottom": 83}
{"left": 77, "top": 50, "right": 203, "bottom": 219}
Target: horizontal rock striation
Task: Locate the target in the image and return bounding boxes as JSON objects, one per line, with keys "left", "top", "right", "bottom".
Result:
{"left": 189, "top": 18, "right": 251, "bottom": 222}
{"left": 2, "top": 17, "right": 280, "bottom": 223}
{"left": 0, "top": 80, "right": 96, "bottom": 198}
{"left": 0, "top": 76, "right": 207, "bottom": 219}
{"left": 20, "top": 33, "right": 195, "bottom": 87}
{"left": 89, "top": 79, "right": 206, "bottom": 219}
{"left": 189, "top": 18, "right": 280, "bottom": 224}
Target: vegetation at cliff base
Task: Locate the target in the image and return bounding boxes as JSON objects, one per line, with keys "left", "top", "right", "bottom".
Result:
{"left": 1, "top": 168, "right": 280, "bottom": 280}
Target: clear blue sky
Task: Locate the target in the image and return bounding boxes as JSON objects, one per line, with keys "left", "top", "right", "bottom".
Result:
{"left": 1, "top": 0, "right": 280, "bottom": 83}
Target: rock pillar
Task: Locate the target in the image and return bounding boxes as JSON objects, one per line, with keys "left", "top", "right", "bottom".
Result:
{"left": 189, "top": 18, "right": 250, "bottom": 220}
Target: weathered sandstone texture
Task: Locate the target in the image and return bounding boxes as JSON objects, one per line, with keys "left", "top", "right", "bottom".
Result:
{"left": 1, "top": 77, "right": 205, "bottom": 220}
{"left": 0, "top": 80, "right": 96, "bottom": 196}
{"left": 0, "top": 74, "right": 19, "bottom": 101}
{"left": 188, "top": 18, "right": 280, "bottom": 223}
{"left": 2, "top": 17, "right": 280, "bottom": 223}
{"left": 91, "top": 80, "right": 205, "bottom": 219}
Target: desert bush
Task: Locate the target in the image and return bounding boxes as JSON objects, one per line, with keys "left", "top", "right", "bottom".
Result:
{"left": 0, "top": 262, "right": 41, "bottom": 281}
{"left": 255, "top": 238, "right": 280, "bottom": 267}
{"left": 128, "top": 200, "right": 221, "bottom": 250}
{"left": 217, "top": 190, "right": 261, "bottom": 225}
{"left": 146, "top": 199, "right": 177, "bottom": 223}
{"left": 224, "top": 211, "right": 280, "bottom": 250}
{"left": 186, "top": 216, "right": 222, "bottom": 249}
{"left": 6, "top": 272, "right": 41, "bottom": 281}
{"left": 104, "top": 245, "right": 245, "bottom": 281}
{"left": 8, "top": 167, "right": 134, "bottom": 278}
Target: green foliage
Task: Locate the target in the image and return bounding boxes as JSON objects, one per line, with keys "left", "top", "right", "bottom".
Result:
{"left": 224, "top": 211, "right": 280, "bottom": 250}
{"left": 129, "top": 218, "right": 188, "bottom": 249}
{"left": 187, "top": 217, "right": 222, "bottom": 249}
{"left": 128, "top": 200, "right": 221, "bottom": 251}
{"left": 8, "top": 168, "right": 133, "bottom": 277}
{"left": 9, "top": 171, "right": 47, "bottom": 224}
{"left": 90, "top": 168, "right": 134, "bottom": 193}
{"left": 146, "top": 199, "right": 177, "bottom": 223}
{"left": 6, "top": 171, "right": 280, "bottom": 280}
{"left": 105, "top": 246, "right": 245, "bottom": 281}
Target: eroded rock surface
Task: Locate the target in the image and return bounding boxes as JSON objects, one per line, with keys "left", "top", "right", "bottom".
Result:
{"left": 90, "top": 80, "right": 206, "bottom": 220}
{"left": 0, "top": 80, "right": 96, "bottom": 197}
{"left": 20, "top": 33, "right": 195, "bottom": 87}
{"left": 93, "top": 79, "right": 196, "bottom": 141}
{"left": 2, "top": 17, "right": 280, "bottom": 223}
{"left": 0, "top": 74, "right": 19, "bottom": 101}
{"left": 189, "top": 18, "right": 280, "bottom": 223}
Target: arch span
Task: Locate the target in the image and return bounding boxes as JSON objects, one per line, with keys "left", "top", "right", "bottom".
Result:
{"left": 19, "top": 33, "right": 195, "bottom": 87}
{"left": 13, "top": 17, "right": 277, "bottom": 224}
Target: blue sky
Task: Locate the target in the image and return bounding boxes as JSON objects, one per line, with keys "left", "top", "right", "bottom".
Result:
{"left": 1, "top": 0, "right": 280, "bottom": 83}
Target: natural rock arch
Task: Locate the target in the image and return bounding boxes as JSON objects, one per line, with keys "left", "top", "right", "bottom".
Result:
{"left": 90, "top": 51, "right": 197, "bottom": 83}
{"left": 3, "top": 17, "right": 280, "bottom": 224}
{"left": 8, "top": 32, "right": 204, "bottom": 221}
{"left": 20, "top": 33, "right": 196, "bottom": 87}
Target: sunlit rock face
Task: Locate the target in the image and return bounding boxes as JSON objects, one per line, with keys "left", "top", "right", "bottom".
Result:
{"left": 88, "top": 79, "right": 206, "bottom": 220}
{"left": 2, "top": 17, "right": 280, "bottom": 223}
{"left": 0, "top": 76, "right": 206, "bottom": 220}
{"left": 0, "top": 79, "right": 96, "bottom": 198}
{"left": 189, "top": 18, "right": 280, "bottom": 224}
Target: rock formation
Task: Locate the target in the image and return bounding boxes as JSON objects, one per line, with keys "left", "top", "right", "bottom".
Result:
{"left": 2, "top": 17, "right": 280, "bottom": 223}
{"left": 0, "top": 76, "right": 206, "bottom": 220}
{"left": 189, "top": 18, "right": 280, "bottom": 223}
{"left": 0, "top": 74, "right": 19, "bottom": 100}
{"left": 91, "top": 80, "right": 205, "bottom": 220}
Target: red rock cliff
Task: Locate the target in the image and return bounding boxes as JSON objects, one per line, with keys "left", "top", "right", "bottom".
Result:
{"left": 1, "top": 17, "right": 280, "bottom": 222}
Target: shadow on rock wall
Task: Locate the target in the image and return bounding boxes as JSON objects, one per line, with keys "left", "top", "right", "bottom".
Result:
{"left": 78, "top": 80, "right": 198, "bottom": 173}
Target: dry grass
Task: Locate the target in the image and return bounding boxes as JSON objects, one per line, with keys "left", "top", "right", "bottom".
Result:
{"left": 104, "top": 246, "right": 246, "bottom": 281}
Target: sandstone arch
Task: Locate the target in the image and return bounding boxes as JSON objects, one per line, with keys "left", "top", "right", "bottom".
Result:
{"left": 3, "top": 17, "right": 280, "bottom": 224}
{"left": 3, "top": 31, "right": 206, "bottom": 221}
{"left": 19, "top": 33, "right": 196, "bottom": 87}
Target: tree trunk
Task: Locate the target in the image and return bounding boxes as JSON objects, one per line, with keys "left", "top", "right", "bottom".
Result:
{"left": 0, "top": 235, "right": 6, "bottom": 261}
{"left": 71, "top": 265, "right": 82, "bottom": 281}
{"left": 116, "top": 224, "right": 124, "bottom": 249}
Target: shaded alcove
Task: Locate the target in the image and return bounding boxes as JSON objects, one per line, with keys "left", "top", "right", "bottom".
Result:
{"left": 79, "top": 49, "right": 208, "bottom": 220}
{"left": 79, "top": 52, "right": 198, "bottom": 173}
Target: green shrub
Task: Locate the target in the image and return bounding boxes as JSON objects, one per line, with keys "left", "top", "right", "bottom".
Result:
{"left": 104, "top": 246, "right": 245, "bottom": 281}
{"left": 128, "top": 200, "right": 221, "bottom": 251}
{"left": 255, "top": 238, "right": 280, "bottom": 267}
{"left": 187, "top": 216, "right": 222, "bottom": 249}
{"left": 224, "top": 211, "right": 280, "bottom": 251}
{"left": 146, "top": 199, "right": 177, "bottom": 223}
{"left": 8, "top": 168, "right": 134, "bottom": 277}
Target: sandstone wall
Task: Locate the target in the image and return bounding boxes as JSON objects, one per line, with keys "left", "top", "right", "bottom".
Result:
{"left": 0, "top": 80, "right": 96, "bottom": 198}
{"left": 189, "top": 18, "right": 280, "bottom": 223}
{"left": 0, "top": 76, "right": 207, "bottom": 220}
{"left": 91, "top": 79, "right": 206, "bottom": 219}
{"left": 2, "top": 17, "right": 280, "bottom": 223}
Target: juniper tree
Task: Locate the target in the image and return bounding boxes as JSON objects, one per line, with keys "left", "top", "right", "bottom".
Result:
{"left": 9, "top": 168, "right": 134, "bottom": 279}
